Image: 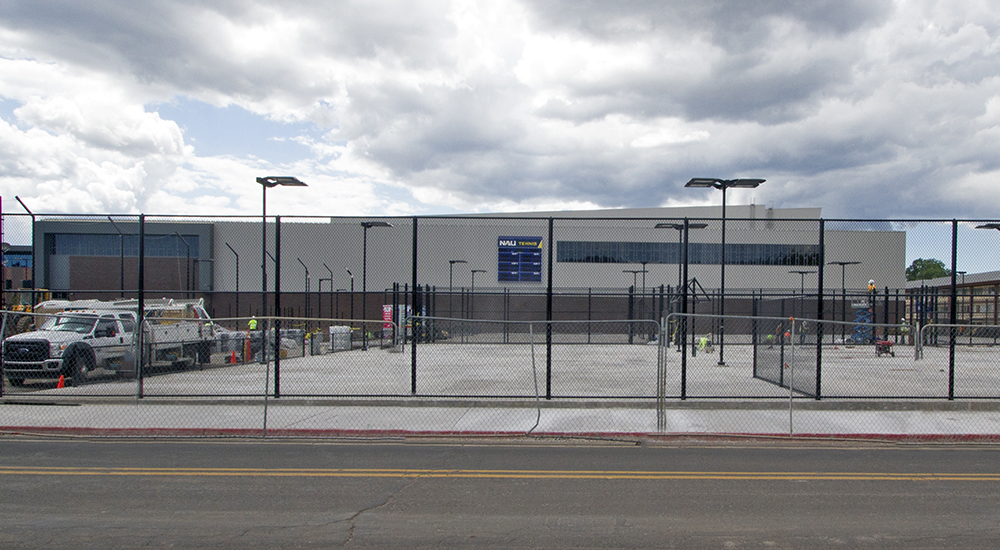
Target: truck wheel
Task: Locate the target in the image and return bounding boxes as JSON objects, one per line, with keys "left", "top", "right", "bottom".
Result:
{"left": 15, "top": 316, "right": 32, "bottom": 334}
{"left": 197, "top": 341, "right": 211, "bottom": 365}
{"left": 7, "top": 378, "right": 25, "bottom": 387}
{"left": 67, "top": 356, "right": 86, "bottom": 387}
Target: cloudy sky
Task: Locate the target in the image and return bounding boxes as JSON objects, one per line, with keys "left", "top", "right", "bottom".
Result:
{"left": 1, "top": 0, "right": 999, "bottom": 223}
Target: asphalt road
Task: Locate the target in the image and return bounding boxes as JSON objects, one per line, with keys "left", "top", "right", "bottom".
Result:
{"left": 1, "top": 437, "right": 999, "bottom": 548}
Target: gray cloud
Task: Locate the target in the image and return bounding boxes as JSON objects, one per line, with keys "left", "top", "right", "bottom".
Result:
{"left": 0, "top": 0, "right": 999, "bottom": 220}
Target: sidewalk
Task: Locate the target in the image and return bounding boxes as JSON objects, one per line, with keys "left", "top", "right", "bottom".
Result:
{"left": 3, "top": 397, "right": 1000, "bottom": 440}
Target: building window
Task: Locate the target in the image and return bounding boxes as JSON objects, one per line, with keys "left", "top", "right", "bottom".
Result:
{"left": 52, "top": 234, "right": 199, "bottom": 258}
{"left": 556, "top": 241, "right": 820, "bottom": 266}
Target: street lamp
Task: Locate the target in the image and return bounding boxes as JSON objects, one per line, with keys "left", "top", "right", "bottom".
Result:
{"left": 655, "top": 222, "right": 708, "bottom": 304}
{"left": 323, "top": 262, "right": 334, "bottom": 320}
{"left": 226, "top": 242, "right": 240, "bottom": 318}
{"left": 685, "top": 177, "right": 765, "bottom": 366}
{"left": 623, "top": 269, "right": 646, "bottom": 291}
{"left": 789, "top": 269, "right": 817, "bottom": 325}
{"left": 108, "top": 216, "right": 126, "bottom": 297}
{"left": 789, "top": 270, "right": 816, "bottom": 295}
{"left": 448, "top": 260, "right": 467, "bottom": 318}
{"left": 256, "top": 176, "right": 307, "bottom": 318}
{"left": 623, "top": 268, "right": 647, "bottom": 344}
{"left": 360, "top": 221, "right": 392, "bottom": 350}
{"left": 470, "top": 269, "right": 486, "bottom": 320}
{"left": 828, "top": 260, "right": 861, "bottom": 342}
{"left": 345, "top": 267, "right": 355, "bottom": 325}
{"left": 297, "top": 258, "right": 310, "bottom": 319}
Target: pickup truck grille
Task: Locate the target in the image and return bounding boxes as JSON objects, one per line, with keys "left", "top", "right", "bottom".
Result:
{"left": 3, "top": 340, "right": 49, "bottom": 362}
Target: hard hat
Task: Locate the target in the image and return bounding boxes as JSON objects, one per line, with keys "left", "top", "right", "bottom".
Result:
{"left": 868, "top": 279, "right": 874, "bottom": 285}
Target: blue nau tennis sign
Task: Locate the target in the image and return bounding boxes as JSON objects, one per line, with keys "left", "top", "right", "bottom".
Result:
{"left": 497, "top": 236, "right": 543, "bottom": 282}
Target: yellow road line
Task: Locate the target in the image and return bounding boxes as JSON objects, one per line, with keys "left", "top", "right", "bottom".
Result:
{"left": 1, "top": 466, "right": 998, "bottom": 481}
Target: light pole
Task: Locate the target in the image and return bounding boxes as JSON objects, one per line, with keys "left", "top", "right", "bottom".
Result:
{"left": 624, "top": 268, "right": 646, "bottom": 344}
{"left": 108, "top": 216, "right": 126, "bottom": 297}
{"left": 685, "top": 178, "right": 765, "bottom": 366}
{"left": 323, "top": 263, "right": 334, "bottom": 320}
{"left": 226, "top": 242, "right": 240, "bottom": 318}
{"left": 360, "top": 221, "right": 392, "bottom": 350}
{"left": 789, "top": 270, "right": 816, "bottom": 295}
{"left": 623, "top": 269, "right": 646, "bottom": 291}
{"left": 256, "top": 176, "right": 307, "bottom": 318}
{"left": 345, "top": 267, "right": 354, "bottom": 326}
{"left": 470, "top": 269, "right": 486, "bottom": 320}
{"left": 297, "top": 258, "right": 310, "bottom": 319}
{"left": 655, "top": 222, "right": 708, "bottom": 305}
{"left": 828, "top": 260, "right": 860, "bottom": 342}
{"left": 789, "top": 270, "right": 816, "bottom": 325}
{"left": 448, "top": 260, "right": 467, "bottom": 318}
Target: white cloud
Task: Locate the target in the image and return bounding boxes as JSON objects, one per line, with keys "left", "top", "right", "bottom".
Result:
{"left": 0, "top": 0, "right": 999, "bottom": 221}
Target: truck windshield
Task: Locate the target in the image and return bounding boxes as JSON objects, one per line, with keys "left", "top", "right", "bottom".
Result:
{"left": 51, "top": 315, "right": 98, "bottom": 334}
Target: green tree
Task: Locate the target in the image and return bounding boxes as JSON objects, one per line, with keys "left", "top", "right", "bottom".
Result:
{"left": 906, "top": 258, "right": 951, "bottom": 281}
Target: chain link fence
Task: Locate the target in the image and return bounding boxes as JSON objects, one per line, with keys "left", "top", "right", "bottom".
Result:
{"left": 3, "top": 211, "right": 1000, "bottom": 439}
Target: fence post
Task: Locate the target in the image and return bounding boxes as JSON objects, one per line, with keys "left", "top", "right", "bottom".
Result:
{"left": 680, "top": 218, "right": 690, "bottom": 400}
{"left": 274, "top": 216, "right": 281, "bottom": 399}
{"left": 411, "top": 217, "right": 418, "bottom": 394}
{"left": 545, "top": 217, "right": 553, "bottom": 399}
{"left": 137, "top": 213, "right": 145, "bottom": 399}
{"left": 948, "top": 219, "right": 957, "bottom": 399}
{"left": 0, "top": 313, "right": 6, "bottom": 398}
{"left": 815, "top": 218, "right": 824, "bottom": 399}
{"left": 751, "top": 290, "right": 758, "bottom": 379}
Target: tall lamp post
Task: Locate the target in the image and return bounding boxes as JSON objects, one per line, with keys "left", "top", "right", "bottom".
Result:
{"left": 345, "top": 268, "right": 355, "bottom": 325}
{"left": 789, "top": 269, "right": 817, "bottom": 323}
{"left": 448, "top": 260, "right": 467, "bottom": 318}
{"left": 655, "top": 222, "right": 708, "bottom": 306}
{"left": 360, "top": 221, "right": 393, "bottom": 350}
{"left": 226, "top": 242, "right": 240, "bottom": 318}
{"left": 323, "top": 263, "right": 334, "bottom": 320}
{"left": 297, "top": 258, "right": 310, "bottom": 319}
{"left": 256, "top": 176, "right": 307, "bottom": 318}
{"left": 108, "top": 216, "right": 126, "bottom": 297}
{"left": 789, "top": 270, "right": 816, "bottom": 295}
{"left": 685, "top": 178, "right": 765, "bottom": 366}
{"left": 828, "top": 260, "right": 860, "bottom": 342}
{"left": 624, "top": 268, "right": 647, "bottom": 344}
{"left": 470, "top": 269, "right": 486, "bottom": 320}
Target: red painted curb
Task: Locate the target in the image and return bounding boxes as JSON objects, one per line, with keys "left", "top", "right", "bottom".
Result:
{"left": 1, "top": 425, "right": 998, "bottom": 442}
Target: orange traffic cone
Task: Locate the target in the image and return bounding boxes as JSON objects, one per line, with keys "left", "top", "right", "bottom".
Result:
{"left": 56, "top": 375, "right": 65, "bottom": 388}
{"left": 230, "top": 351, "right": 237, "bottom": 364}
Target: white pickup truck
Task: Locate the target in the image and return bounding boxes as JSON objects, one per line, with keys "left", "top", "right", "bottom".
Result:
{"left": 2, "top": 299, "right": 217, "bottom": 387}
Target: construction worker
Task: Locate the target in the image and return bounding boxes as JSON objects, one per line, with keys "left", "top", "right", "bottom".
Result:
{"left": 698, "top": 333, "right": 714, "bottom": 353}
{"left": 867, "top": 279, "right": 877, "bottom": 343}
